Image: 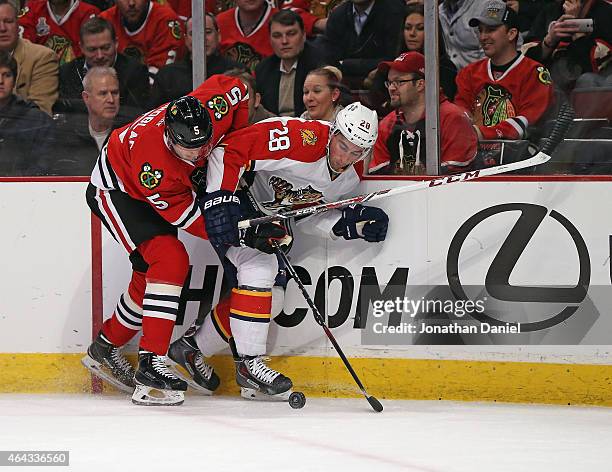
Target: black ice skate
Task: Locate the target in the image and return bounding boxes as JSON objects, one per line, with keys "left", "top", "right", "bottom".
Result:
{"left": 167, "top": 332, "right": 220, "bottom": 395}
{"left": 235, "top": 355, "right": 293, "bottom": 401}
{"left": 132, "top": 350, "right": 188, "bottom": 406}
{"left": 81, "top": 332, "right": 135, "bottom": 393}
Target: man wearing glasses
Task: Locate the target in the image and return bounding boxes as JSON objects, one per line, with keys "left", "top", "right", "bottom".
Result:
{"left": 368, "top": 52, "right": 477, "bottom": 175}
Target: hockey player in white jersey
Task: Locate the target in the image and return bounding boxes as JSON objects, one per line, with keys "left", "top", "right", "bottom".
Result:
{"left": 168, "top": 103, "right": 390, "bottom": 401}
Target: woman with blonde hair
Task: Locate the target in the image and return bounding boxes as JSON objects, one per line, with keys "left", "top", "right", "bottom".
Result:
{"left": 300, "top": 66, "right": 346, "bottom": 122}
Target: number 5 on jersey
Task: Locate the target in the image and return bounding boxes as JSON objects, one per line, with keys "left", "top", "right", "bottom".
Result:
{"left": 147, "top": 193, "right": 169, "bottom": 210}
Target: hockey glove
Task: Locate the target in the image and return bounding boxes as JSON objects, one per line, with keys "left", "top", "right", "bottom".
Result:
{"left": 332, "top": 204, "right": 389, "bottom": 242}
{"left": 200, "top": 190, "right": 242, "bottom": 247}
{"left": 240, "top": 222, "right": 292, "bottom": 254}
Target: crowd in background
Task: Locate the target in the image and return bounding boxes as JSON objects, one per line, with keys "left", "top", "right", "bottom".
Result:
{"left": 0, "top": 0, "right": 610, "bottom": 176}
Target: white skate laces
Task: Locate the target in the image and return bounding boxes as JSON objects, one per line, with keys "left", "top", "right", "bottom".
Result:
{"left": 194, "top": 353, "right": 214, "bottom": 380}
{"left": 152, "top": 355, "right": 180, "bottom": 380}
{"left": 247, "top": 357, "right": 280, "bottom": 384}
{"left": 111, "top": 348, "right": 134, "bottom": 374}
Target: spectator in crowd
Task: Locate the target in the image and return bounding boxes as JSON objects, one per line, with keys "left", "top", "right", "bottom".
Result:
{"left": 439, "top": 0, "right": 485, "bottom": 70}
{"left": 51, "top": 66, "right": 122, "bottom": 175}
{"left": 255, "top": 10, "right": 326, "bottom": 117}
{"left": 57, "top": 17, "right": 149, "bottom": 119}
{"left": 455, "top": 0, "right": 554, "bottom": 141}
{"left": 225, "top": 68, "right": 275, "bottom": 123}
{"left": 0, "top": 51, "right": 53, "bottom": 176}
{"left": 0, "top": 0, "right": 58, "bottom": 115}
{"left": 524, "top": 0, "right": 611, "bottom": 91}
{"left": 300, "top": 65, "right": 345, "bottom": 121}
{"left": 366, "top": 4, "right": 457, "bottom": 106}
{"left": 320, "top": 0, "right": 405, "bottom": 84}
{"left": 398, "top": 5, "right": 457, "bottom": 99}
{"left": 217, "top": 0, "right": 276, "bottom": 71}
{"left": 100, "top": 0, "right": 184, "bottom": 76}
{"left": 150, "top": 13, "right": 243, "bottom": 107}
{"left": 369, "top": 52, "right": 476, "bottom": 175}
{"left": 280, "top": 0, "right": 327, "bottom": 36}
{"left": 19, "top": 0, "right": 99, "bottom": 65}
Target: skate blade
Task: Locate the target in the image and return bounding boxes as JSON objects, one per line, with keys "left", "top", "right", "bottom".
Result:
{"left": 165, "top": 360, "right": 214, "bottom": 396}
{"left": 131, "top": 384, "right": 184, "bottom": 406}
{"left": 240, "top": 387, "right": 291, "bottom": 402}
{"left": 81, "top": 355, "right": 134, "bottom": 394}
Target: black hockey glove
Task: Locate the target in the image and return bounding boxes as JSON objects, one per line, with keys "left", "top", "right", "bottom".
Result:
{"left": 332, "top": 204, "right": 389, "bottom": 242}
{"left": 200, "top": 190, "right": 242, "bottom": 247}
{"left": 240, "top": 222, "right": 292, "bottom": 254}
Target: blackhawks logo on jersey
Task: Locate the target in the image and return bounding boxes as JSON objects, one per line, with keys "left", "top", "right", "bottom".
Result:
{"left": 299, "top": 129, "right": 318, "bottom": 146}
{"left": 263, "top": 176, "right": 323, "bottom": 211}
{"left": 536, "top": 66, "right": 552, "bottom": 85}
{"left": 168, "top": 20, "right": 182, "bottom": 40}
{"left": 207, "top": 95, "right": 229, "bottom": 120}
{"left": 45, "top": 35, "right": 75, "bottom": 66}
{"left": 473, "top": 84, "right": 516, "bottom": 127}
{"left": 139, "top": 163, "right": 164, "bottom": 190}
{"left": 225, "top": 43, "right": 262, "bottom": 72}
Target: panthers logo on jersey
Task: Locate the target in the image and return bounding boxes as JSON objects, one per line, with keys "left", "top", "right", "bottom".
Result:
{"left": 299, "top": 129, "right": 318, "bottom": 146}
{"left": 139, "top": 163, "right": 164, "bottom": 190}
{"left": 263, "top": 176, "right": 323, "bottom": 210}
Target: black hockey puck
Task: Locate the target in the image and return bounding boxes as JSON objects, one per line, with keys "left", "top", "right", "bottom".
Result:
{"left": 289, "top": 391, "right": 306, "bottom": 409}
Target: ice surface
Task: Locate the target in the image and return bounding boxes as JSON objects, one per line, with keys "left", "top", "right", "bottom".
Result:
{"left": 1, "top": 394, "right": 611, "bottom": 472}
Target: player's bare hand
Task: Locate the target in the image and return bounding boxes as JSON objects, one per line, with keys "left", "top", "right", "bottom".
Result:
{"left": 563, "top": 0, "right": 581, "bottom": 17}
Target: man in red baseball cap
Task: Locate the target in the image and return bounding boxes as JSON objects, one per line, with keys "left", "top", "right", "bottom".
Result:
{"left": 369, "top": 51, "right": 477, "bottom": 175}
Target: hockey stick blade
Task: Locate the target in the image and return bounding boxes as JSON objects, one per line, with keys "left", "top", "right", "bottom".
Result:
{"left": 238, "top": 152, "right": 550, "bottom": 229}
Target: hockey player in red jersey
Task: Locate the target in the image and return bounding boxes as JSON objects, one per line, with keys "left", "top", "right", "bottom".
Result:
{"left": 81, "top": 74, "right": 249, "bottom": 406}
{"left": 19, "top": 0, "right": 99, "bottom": 65}
{"left": 100, "top": 0, "right": 184, "bottom": 75}
{"left": 454, "top": 0, "right": 554, "bottom": 141}
{"left": 168, "top": 103, "right": 389, "bottom": 401}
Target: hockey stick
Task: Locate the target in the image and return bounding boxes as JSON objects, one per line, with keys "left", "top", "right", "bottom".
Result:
{"left": 238, "top": 102, "right": 574, "bottom": 230}
{"left": 272, "top": 241, "right": 384, "bottom": 413}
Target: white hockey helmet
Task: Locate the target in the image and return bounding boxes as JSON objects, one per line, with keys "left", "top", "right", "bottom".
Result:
{"left": 331, "top": 102, "right": 378, "bottom": 150}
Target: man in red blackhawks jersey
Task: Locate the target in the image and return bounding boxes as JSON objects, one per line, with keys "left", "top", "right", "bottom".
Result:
{"left": 454, "top": 0, "right": 554, "bottom": 141}
{"left": 216, "top": 0, "right": 276, "bottom": 71}
{"left": 19, "top": 0, "right": 99, "bottom": 65}
{"left": 167, "top": 103, "right": 390, "bottom": 402}
{"left": 100, "top": 0, "right": 184, "bottom": 76}
{"left": 81, "top": 74, "right": 249, "bottom": 406}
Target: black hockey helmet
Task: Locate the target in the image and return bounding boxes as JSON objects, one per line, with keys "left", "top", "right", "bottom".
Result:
{"left": 165, "top": 96, "right": 213, "bottom": 149}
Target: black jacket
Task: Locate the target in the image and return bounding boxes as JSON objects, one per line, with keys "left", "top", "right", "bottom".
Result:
{"left": 149, "top": 53, "right": 244, "bottom": 108}
{"left": 47, "top": 112, "right": 129, "bottom": 176}
{"left": 56, "top": 52, "right": 150, "bottom": 120}
{"left": 321, "top": 0, "right": 405, "bottom": 80}
{"left": 254, "top": 43, "right": 327, "bottom": 117}
{"left": 0, "top": 96, "right": 53, "bottom": 176}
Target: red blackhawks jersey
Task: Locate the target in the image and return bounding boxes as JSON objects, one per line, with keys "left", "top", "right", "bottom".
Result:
{"left": 207, "top": 117, "right": 361, "bottom": 236}
{"left": 217, "top": 4, "right": 276, "bottom": 71}
{"left": 19, "top": 0, "right": 99, "bottom": 65}
{"left": 369, "top": 97, "right": 477, "bottom": 175}
{"left": 454, "top": 54, "right": 554, "bottom": 140}
{"left": 90, "top": 75, "right": 249, "bottom": 239}
{"left": 100, "top": 1, "right": 183, "bottom": 73}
